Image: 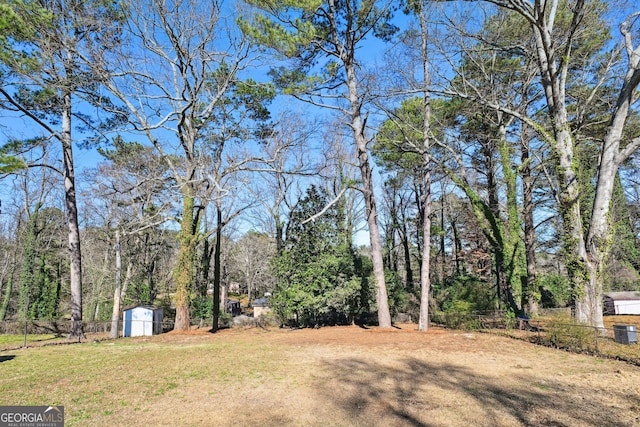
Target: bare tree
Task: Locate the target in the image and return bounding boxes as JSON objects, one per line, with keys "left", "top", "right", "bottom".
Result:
{"left": 319, "top": 122, "right": 366, "bottom": 250}
{"left": 246, "top": 112, "right": 319, "bottom": 254}
{"left": 95, "top": 0, "right": 268, "bottom": 330}
{"left": 230, "top": 231, "right": 275, "bottom": 304}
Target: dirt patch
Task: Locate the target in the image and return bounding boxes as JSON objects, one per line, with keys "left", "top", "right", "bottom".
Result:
{"left": 125, "top": 325, "right": 640, "bottom": 426}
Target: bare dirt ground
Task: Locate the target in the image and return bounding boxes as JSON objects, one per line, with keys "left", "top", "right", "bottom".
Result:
{"left": 3, "top": 323, "right": 640, "bottom": 426}
{"left": 133, "top": 324, "right": 640, "bottom": 426}
{"left": 603, "top": 315, "right": 640, "bottom": 328}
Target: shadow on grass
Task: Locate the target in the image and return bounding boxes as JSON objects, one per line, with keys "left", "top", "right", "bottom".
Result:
{"left": 318, "top": 357, "right": 640, "bottom": 427}
{"left": 33, "top": 336, "right": 64, "bottom": 343}
{"left": 0, "top": 355, "right": 16, "bottom": 363}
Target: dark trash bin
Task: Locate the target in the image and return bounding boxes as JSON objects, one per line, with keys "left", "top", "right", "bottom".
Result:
{"left": 613, "top": 324, "right": 638, "bottom": 344}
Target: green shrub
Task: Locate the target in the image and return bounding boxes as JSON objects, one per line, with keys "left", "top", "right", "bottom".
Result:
{"left": 435, "top": 275, "right": 496, "bottom": 314}
{"left": 385, "top": 270, "right": 409, "bottom": 316}
{"left": 190, "top": 297, "right": 212, "bottom": 320}
{"left": 547, "top": 316, "right": 596, "bottom": 352}
{"left": 218, "top": 311, "right": 232, "bottom": 328}
{"left": 538, "top": 274, "right": 571, "bottom": 308}
{"left": 432, "top": 310, "right": 480, "bottom": 330}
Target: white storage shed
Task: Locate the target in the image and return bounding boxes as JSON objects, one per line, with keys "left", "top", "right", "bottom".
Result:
{"left": 604, "top": 292, "right": 640, "bottom": 315}
{"left": 123, "top": 306, "right": 164, "bottom": 337}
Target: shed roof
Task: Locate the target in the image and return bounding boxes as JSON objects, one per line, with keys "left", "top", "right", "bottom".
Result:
{"left": 123, "top": 305, "right": 163, "bottom": 312}
{"left": 253, "top": 297, "right": 269, "bottom": 307}
{"left": 604, "top": 292, "right": 640, "bottom": 301}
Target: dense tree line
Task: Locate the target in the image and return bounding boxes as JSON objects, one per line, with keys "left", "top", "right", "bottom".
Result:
{"left": 0, "top": 0, "right": 639, "bottom": 332}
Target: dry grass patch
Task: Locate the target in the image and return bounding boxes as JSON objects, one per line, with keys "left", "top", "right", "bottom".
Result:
{"left": 1, "top": 325, "right": 640, "bottom": 426}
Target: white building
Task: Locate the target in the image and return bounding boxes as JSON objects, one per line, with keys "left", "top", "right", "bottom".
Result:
{"left": 604, "top": 292, "right": 640, "bottom": 315}
{"left": 122, "top": 306, "right": 164, "bottom": 337}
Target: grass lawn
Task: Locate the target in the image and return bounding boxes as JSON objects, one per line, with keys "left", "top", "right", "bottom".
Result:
{"left": 1, "top": 325, "right": 640, "bottom": 426}
{"left": 0, "top": 333, "right": 62, "bottom": 347}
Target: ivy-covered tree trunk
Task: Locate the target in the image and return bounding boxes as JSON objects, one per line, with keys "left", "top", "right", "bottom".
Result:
{"left": 19, "top": 210, "right": 37, "bottom": 322}
{"left": 497, "top": 120, "right": 526, "bottom": 315}
{"left": 521, "top": 123, "right": 539, "bottom": 316}
{"left": 448, "top": 165, "right": 520, "bottom": 316}
{"left": 173, "top": 189, "right": 197, "bottom": 331}
{"left": 583, "top": 53, "right": 640, "bottom": 327}
{"left": 557, "top": 139, "right": 591, "bottom": 324}
{"left": 484, "top": 0, "right": 640, "bottom": 328}
{"left": 0, "top": 274, "right": 13, "bottom": 321}
{"left": 534, "top": 33, "right": 593, "bottom": 324}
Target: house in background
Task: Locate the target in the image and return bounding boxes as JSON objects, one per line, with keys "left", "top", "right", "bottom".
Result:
{"left": 604, "top": 292, "right": 640, "bottom": 315}
{"left": 253, "top": 294, "right": 271, "bottom": 318}
{"left": 123, "top": 306, "right": 164, "bottom": 337}
{"left": 225, "top": 299, "right": 241, "bottom": 316}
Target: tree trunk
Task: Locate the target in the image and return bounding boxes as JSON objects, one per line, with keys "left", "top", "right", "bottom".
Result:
{"left": 549, "top": 110, "right": 590, "bottom": 323}
{"left": 0, "top": 274, "right": 13, "bottom": 321}
{"left": 498, "top": 120, "right": 524, "bottom": 316}
{"left": 90, "top": 247, "right": 110, "bottom": 322}
{"left": 199, "top": 237, "right": 212, "bottom": 298}
{"left": 275, "top": 217, "right": 285, "bottom": 255}
{"left": 439, "top": 194, "right": 446, "bottom": 282}
{"left": 384, "top": 228, "right": 394, "bottom": 271}
{"left": 521, "top": 0, "right": 596, "bottom": 325}
{"left": 110, "top": 229, "right": 123, "bottom": 339}
{"left": 62, "top": 91, "right": 85, "bottom": 339}
{"left": 477, "top": 135, "right": 505, "bottom": 309}
{"left": 356, "top": 140, "right": 392, "bottom": 328}
{"left": 211, "top": 206, "right": 222, "bottom": 333}
{"left": 121, "top": 261, "right": 133, "bottom": 305}
{"left": 552, "top": 118, "right": 592, "bottom": 324}
{"left": 220, "top": 285, "right": 227, "bottom": 315}
{"left": 418, "top": 139, "right": 432, "bottom": 331}
{"left": 582, "top": 58, "right": 640, "bottom": 328}
{"left": 0, "top": 247, "right": 16, "bottom": 321}
{"left": 401, "top": 221, "right": 414, "bottom": 289}
{"left": 451, "top": 219, "right": 463, "bottom": 275}
{"left": 19, "top": 210, "right": 37, "bottom": 322}
{"left": 344, "top": 55, "right": 391, "bottom": 328}
{"left": 173, "top": 189, "right": 197, "bottom": 331}
{"left": 414, "top": 182, "right": 424, "bottom": 263}
{"left": 521, "top": 123, "right": 539, "bottom": 316}
{"left": 418, "top": 5, "right": 431, "bottom": 332}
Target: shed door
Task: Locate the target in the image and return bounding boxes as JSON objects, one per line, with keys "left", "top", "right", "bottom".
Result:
{"left": 123, "top": 310, "right": 132, "bottom": 337}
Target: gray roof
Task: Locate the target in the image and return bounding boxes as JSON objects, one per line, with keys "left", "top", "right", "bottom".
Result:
{"left": 604, "top": 292, "right": 640, "bottom": 301}
{"left": 253, "top": 297, "right": 269, "bottom": 307}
